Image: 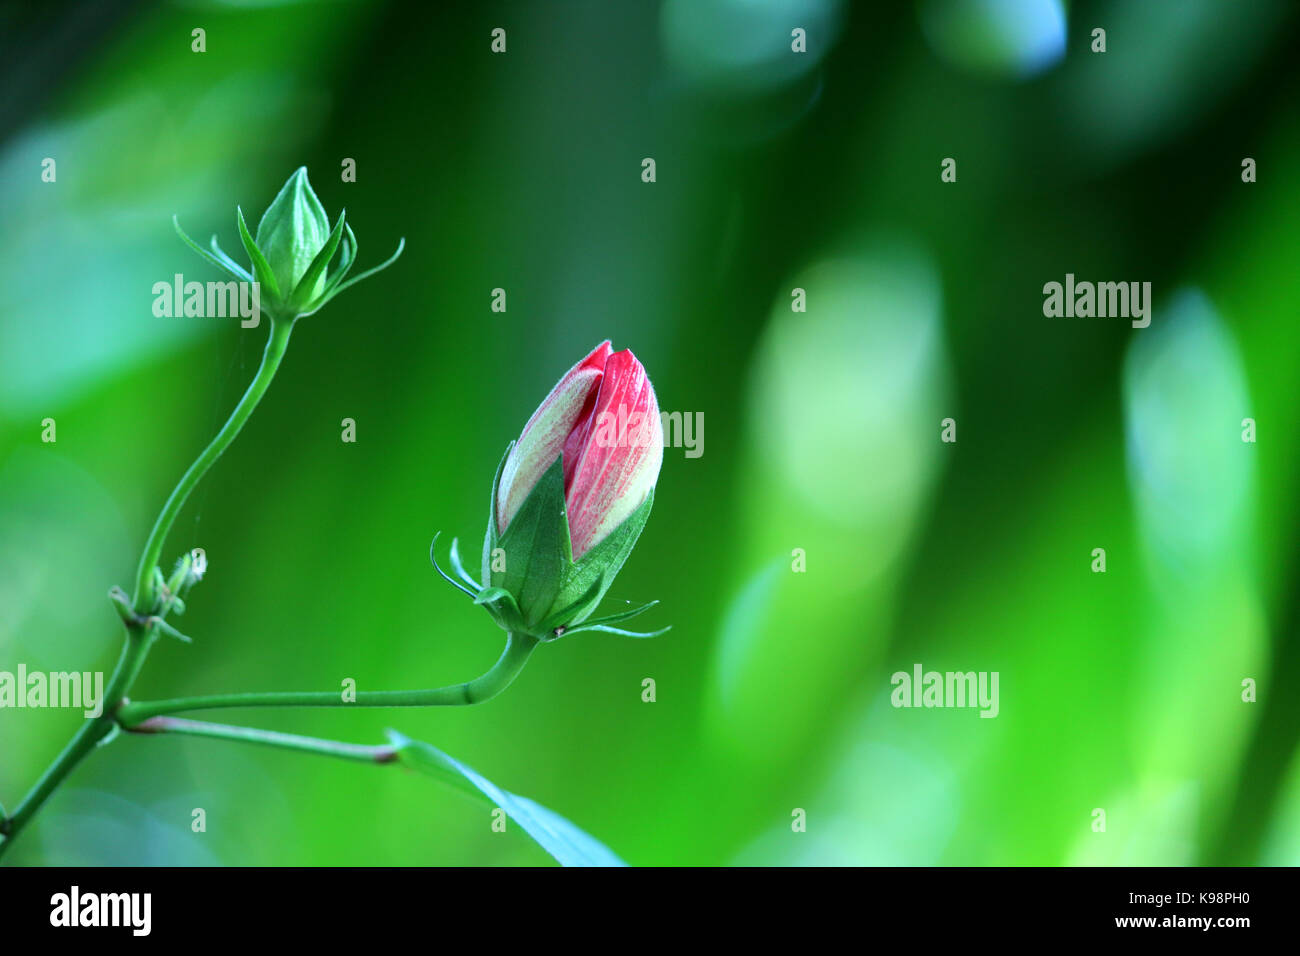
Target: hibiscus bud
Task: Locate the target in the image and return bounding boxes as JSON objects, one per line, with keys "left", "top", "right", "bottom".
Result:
{"left": 173, "top": 166, "right": 404, "bottom": 324}
{"left": 254, "top": 166, "right": 332, "bottom": 303}
{"left": 451, "top": 342, "right": 664, "bottom": 640}
{"left": 498, "top": 342, "right": 663, "bottom": 555}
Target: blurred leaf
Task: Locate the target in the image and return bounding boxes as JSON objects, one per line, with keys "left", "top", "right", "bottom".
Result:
{"left": 387, "top": 731, "right": 626, "bottom": 868}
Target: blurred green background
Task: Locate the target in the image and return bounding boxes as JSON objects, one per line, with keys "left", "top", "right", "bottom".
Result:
{"left": 2, "top": 0, "right": 1299, "bottom": 866}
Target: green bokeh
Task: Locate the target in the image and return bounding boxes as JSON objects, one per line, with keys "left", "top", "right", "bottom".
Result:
{"left": 1, "top": 0, "right": 1297, "bottom": 865}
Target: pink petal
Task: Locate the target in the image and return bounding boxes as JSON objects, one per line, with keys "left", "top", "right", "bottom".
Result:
{"left": 565, "top": 349, "right": 663, "bottom": 559}
{"left": 496, "top": 341, "right": 612, "bottom": 533}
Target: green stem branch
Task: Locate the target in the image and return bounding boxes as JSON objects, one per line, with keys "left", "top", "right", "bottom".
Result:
{"left": 2, "top": 318, "right": 292, "bottom": 862}
{"left": 131, "top": 318, "right": 294, "bottom": 610}
{"left": 127, "top": 716, "right": 399, "bottom": 764}
{"left": 117, "top": 633, "right": 537, "bottom": 726}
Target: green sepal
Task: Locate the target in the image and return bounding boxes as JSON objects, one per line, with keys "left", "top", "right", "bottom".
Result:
{"left": 447, "top": 537, "right": 481, "bottom": 591}
{"left": 173, "top": 216, "right": 252, "bottom": 283}
{"left": 434, "top": 444, "right": 664, "bottom": 640}
{"left": 485, "top": 446, "right": 657, "bottom": 637}
{"left": 547, "top": 488, "right": 654, "bottom": 630}
{"left": 481, "top": 442, "right": 513, "bottom": 583}
{"left": 430, "top": 534, "right": 525, "bottom": 631}
{"left": 565, "top": 599, "right": 659, "bottom": 630}
{"left": 289, "top": 208, "right": 346, "bottom": 312}
{"left": 473, "top": 586, "right": 525, "bottom": 633}
{"left": 492, "top": 457, "right": 571, "bottom": 629}
{"left": 208, "top": 234, "right": 252, "bottom": 280}
{"left": 537, "top": 574, "right": 605, "bottom": 636}
{"left": 429, "top": 532, "right": 476, "bottom": 598}
{"left": 312, "top": 222, "right": 358, "bottom": 306}
{"left": 237, "top": 206, "right": 283, "bottom": 305}
{"left": 149, "top": 617, "right": 194, "bottom": 644}
{"left": 559, "top": 622, "right": 671, "bottom": 639}
{"left": 313, "top": 237, "right": 404, "bottom": 310}
{"left": 473, "top": 586, "right": 516, "bottom": 606}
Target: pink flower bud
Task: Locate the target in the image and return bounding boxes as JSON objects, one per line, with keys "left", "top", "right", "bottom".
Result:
{"left": 497, "top": 341, "right": 663, "bottom": 559}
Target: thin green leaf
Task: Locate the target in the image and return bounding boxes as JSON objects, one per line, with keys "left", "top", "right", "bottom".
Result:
{"left": 336, "top": 222, "right": 357, "bottom": 279}
{"left": 310, "top": 223, "right": 357, "bottom": 310}
{"left": 474, "top": 586, "right": 523, "bottom": 633}
{"left": 473, "top": 586, "right": 514, "bottom": 606}
{"left": 173, "top": 216, "right": 251, "bottom": 282}
{"left": 482, "top": 442, "right": 513, "bottom": 582}
{"left": 448, "top": 537, "right": 482, "bottom": 590}
{"left": 538, "top": 573, "right": 605, "bottom": 634}
{"left": 551, "top": 488, "right": 654, "bottom": 623}
{"left": 289, "top": 209, "right": 346, "bottom": 310}
{"left": 496, "top": 457, "right": 570, "bottom": 626}
{"left": 387, "top": 731, "right": 627, "bottom": 867}
{"left": 148, "top": 618, "right": 193, "bottom": 644}
{"left": 316, "top": 237, "right": 404, "bottom": 307}
{"left": 208, "top": 235, "right": 254, "bottom": 282}
{"left": 236, "top": 206, "right": 283, "bottom": 302}
{"left": 429, "top": 532, "right": 477, "bottom": 598}
{"left": 569, "top": 599, "right": 660, "bottom": 629}
{"left": 561, "top": 623, "right": 671, "bottom": 639}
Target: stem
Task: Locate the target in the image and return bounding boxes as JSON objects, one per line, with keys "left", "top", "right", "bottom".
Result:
{"left": 131, "top": 318, "right": 294, "bottom": 610}
{"left": 117, "top": 633, "right": 537, "bottom": 726}
{"left": 127, "top": 716, "right": 398, "bottom": 764}
{"left": 2, "top": 319, "right": 292, "bottom": 862}
{"left": 0, "top": 625, "right": 156, "bottom": 859}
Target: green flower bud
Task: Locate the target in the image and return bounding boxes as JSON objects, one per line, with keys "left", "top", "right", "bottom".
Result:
{"left": 173, "top": 166, "right": 405, "bottom": 324}
{"left": 254, "top": 167, "right": 331, "bottom": 303}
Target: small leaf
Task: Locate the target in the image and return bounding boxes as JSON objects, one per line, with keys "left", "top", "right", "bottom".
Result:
{"left": 208, "top": 234, "right": 254, "bottom": 282}
{"left": 429, "top": 532, "right": 477, "bottom": 598}
{"left": 289, "top": 208, "right": 346, "bottom": 310}
{"left": 472, "top": 587, "right": 523, "bottom": 633}
{"left": 237, "top": 206, "right": 283, "bottom": 302}
{"left": 387, "top": 731, "right": 627, "bottom": 867}
{"left": 173, "top": 216, "right": 251, "bottom": 282}
{"left": 495, "top": 457, "right": 570, "bottom": 626}
{"left": 149, "top": 618, "right": 193, "bottom": 644}
{"left": 448, "top": 537, "right": 481, "bottom": 590}
{"left": 568, "top": 599, "right": 660, "bottom": 630}
{"left": 313, "top": 237, "right": 405, "bottom": 311}
{"left": 561, "top": 623, "right": 671, "bottom": 639}
{"left": 538, "top": 573, "right": 605, "bottom": 634}
{"left": 549, "top": 488, "right": 654, "bottom": 625}
{"left": 325, "top": 223, "right": 358, "bottom": 291}
{"left": 482, "top": 442, "right": 513, "bottom": 582}
{"left": 473, "top": 586, "right": 514, "bottom": 607}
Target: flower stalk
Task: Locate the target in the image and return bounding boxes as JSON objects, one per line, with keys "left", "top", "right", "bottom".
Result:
{"left": 0, "top": 168, "right": 405, "bottom": 861}
{"left": 116, "top": 633, "right": 537, "bottom": 726}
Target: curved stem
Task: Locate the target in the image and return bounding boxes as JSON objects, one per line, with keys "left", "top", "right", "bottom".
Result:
{"left": 116, "top": 633, "right": 538, "bottom": 726}
{"left": 3, "top": 319, "right": 293, "bottom": 862}
{"left": 127, "top": 716, "right": 399, "bottom": 764}
{"left": 131, "top": 318, "right": 293, "bottom": 610}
